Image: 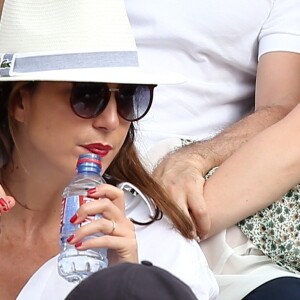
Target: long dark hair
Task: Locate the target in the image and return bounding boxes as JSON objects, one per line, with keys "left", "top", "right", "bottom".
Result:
{"left": 105, "top": 123, "right": 195, "bottom": 238}
{"left": 0, "top": 82, "right": 15, "bottom": 167}
{"left": 0, "top": 82, "right": 195, "bottom": 239}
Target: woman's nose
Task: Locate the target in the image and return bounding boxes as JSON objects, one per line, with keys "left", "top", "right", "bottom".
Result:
{"left": 92, "top": 94, "right": 120, "bottom": 131}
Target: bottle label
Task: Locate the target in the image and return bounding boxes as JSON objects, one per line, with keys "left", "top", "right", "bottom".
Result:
{"left": 60, "top": 195, "right": 98, "bottom": 233}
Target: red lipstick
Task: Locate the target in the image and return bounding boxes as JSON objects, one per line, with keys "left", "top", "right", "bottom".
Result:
{"left": 83, "top": 143, "right": 112, "bottom": 157}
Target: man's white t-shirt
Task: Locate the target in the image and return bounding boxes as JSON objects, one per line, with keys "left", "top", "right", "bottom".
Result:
{"left": 125, "top": 0, "right": 300, "bottom": 155}
{"left": 125, "top": 1, "right": 300, "bottom": 298}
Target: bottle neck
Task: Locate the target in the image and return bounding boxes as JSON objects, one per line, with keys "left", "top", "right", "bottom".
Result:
{"left": 77, "top": 164, "right": 101, "bottom": 175}
{"left": 77, "top": 171, "right": 100, "bottom": 176}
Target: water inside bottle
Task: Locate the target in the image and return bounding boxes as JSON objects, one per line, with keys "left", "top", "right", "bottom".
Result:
{"left": 58, "top": 236, "right": 108, "bottom": 283}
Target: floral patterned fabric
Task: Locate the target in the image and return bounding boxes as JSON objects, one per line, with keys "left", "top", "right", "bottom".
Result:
{"left": 205, "top": 166, "right": 300, "bottom": 274}
{"left": 238, "top": 186, "right": 300, "bottom": 274}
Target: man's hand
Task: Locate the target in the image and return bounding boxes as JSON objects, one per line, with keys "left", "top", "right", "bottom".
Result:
{"left": 153, "top": 144, "right": 212, "bottom": 239}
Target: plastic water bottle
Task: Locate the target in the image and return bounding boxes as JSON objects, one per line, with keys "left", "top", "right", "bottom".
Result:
{"left": 58, "top": 153, "right": 108, "bottom": 283}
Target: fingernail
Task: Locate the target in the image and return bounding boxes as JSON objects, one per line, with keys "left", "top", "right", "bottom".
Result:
{"left": 0, "top": 197, "right": 8, "bottom": 209}
{"left": 67, "top": 234, "right": 75, "bottom": 243}
{"left": 87, "top": 188, "right": 97, "bottom": 195}
{"left": 70, "top": 214, "right": 78, "bottom": 224}
{"left": 75, "top": 242, "right": 82, "bottom": 248}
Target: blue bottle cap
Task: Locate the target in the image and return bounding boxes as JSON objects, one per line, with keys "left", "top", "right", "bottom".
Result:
{"left": 76, "top": 153, "right": 102, "bottom": 174}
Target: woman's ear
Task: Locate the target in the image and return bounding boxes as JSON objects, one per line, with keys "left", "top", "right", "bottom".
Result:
{"left": 11, "top": 88, "right": 31, "bottom": 123}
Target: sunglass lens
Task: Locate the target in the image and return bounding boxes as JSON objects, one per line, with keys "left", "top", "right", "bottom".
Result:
{"left": 118, "top": 85, "right": 152, "bottom": 121}
{"left": 71, "top": 83, "right": 108, "bottom": 118}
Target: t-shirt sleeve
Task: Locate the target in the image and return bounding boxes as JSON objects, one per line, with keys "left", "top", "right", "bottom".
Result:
{"left": 258, "top": 0, "right": 300, "bottom": 58}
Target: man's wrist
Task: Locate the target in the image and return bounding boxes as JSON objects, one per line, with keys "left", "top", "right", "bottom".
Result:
{"left": 175, "top": 139, "right": 220, "bottom": 176}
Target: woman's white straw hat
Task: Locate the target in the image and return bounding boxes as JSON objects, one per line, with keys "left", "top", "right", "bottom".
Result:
{"left": 0, "top": 0, "right": 184, "bottom": 84}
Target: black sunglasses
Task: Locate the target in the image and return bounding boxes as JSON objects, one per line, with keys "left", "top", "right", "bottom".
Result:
{"left": 70, "top": 82, "right": 156, "bottom": 122}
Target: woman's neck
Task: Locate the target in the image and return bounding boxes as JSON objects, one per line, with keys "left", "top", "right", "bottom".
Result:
{"left": 0, "top": 164, "right": 69, "bottom": 237}
{"left": 0, "top": 160, "right": 70, "bottom": 300}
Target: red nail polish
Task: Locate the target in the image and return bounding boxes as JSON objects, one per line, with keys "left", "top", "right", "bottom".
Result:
{"left": 87, "top": 188, "right": 97, "bottom": 195}
{"left": 0, "top": 198, "right": 8, "bottom": 209}
{"left": 70, "top": 214, "right": 78, "bottom": 224}
{"left": 67, "top": 235, "right": 75, "bottom": 243}
{"left": 75, "top": 242, "right": 82, "bottom": 248}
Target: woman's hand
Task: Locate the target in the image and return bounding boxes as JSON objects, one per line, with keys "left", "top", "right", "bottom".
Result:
{"left": 66, "top": 184, "right": 138, "bottom": 265}
{"left": 0, "top": 184, "right": 15, "bottom": 215}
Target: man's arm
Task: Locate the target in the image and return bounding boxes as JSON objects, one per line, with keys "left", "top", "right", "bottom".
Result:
{"left": 154, "top": 51, "right": 300, "bottom": 237}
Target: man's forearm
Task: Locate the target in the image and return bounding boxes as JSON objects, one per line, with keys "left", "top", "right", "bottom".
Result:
{"left": 184, "top": 104, "right": 292, "bottom": 175}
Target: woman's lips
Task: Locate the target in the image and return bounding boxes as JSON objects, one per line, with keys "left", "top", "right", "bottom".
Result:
{"left": 82, "top": 143, "right": 112, "bottom": 157}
